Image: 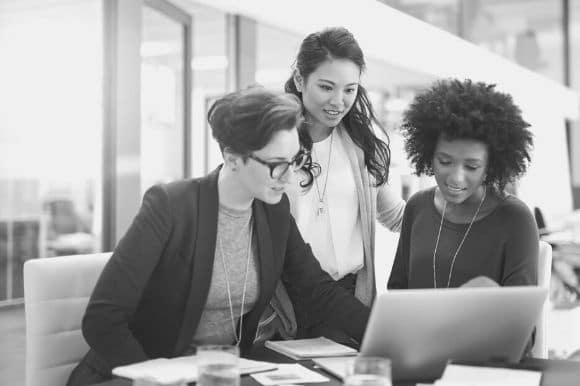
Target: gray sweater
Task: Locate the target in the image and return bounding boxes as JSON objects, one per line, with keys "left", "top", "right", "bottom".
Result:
{"left": 189, "top": 204, "right": 258, "bottom": 349}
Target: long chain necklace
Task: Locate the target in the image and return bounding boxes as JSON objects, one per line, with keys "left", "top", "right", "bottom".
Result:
{"left": 433, "top": 186, "right": 487, "bottom": 288}
{"left": 312, "top": 132, "right": 334, "bottom": 217}
{"left": 218, "top": 219, "right": 253, "bottom": 346}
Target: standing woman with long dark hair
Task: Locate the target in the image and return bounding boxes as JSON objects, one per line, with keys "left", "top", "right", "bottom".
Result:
{"left": 260, "top": 27, "right": 405, "bottom": 345}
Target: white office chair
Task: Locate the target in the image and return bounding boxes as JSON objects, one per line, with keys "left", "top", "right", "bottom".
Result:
{"left": 23, "top": 252, "right": 111, "bottom": 386}
{"left": 531, "top": 240, "right": 552, "bottom": 358}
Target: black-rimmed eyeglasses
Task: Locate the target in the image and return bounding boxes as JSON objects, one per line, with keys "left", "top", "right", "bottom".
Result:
{"left": 247, "top": 150, "right": 311, "bottom": 179}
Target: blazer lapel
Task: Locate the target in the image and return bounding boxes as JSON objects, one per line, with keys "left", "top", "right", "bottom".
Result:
{"left": 252, "top": 201, "right": 277, "bottom": 310}
{"left": 337, "top": 127, "right": 375, "bottom": 305}
{"left": 337, "top": 127, "right": 373, "bottom": 249}
{"left": 173, "top": 168, "right": 220, "bottom": 355}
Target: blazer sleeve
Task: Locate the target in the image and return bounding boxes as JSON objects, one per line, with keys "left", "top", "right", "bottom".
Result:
{"left": 501, "top": 200, "right": 539, "bottom": 286}
{"left": 376, "top": 182, "right": 405, "bottom": 232}
{"left": 281, "top": 215, "right": 370, "bottom": 342}
{"left": 82, "top": 184, "right": 173, "bottom": 367}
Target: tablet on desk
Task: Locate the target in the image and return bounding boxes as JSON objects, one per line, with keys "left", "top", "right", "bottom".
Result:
{"left": 360, "top": 286, "right": 548, "bottom": 382}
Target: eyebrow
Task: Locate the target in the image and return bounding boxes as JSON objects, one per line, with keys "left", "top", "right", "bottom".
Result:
{"left": 261, "top": 149, "right": 303, "bottom": 162}
{"left": 436, "top": 151, "right": 484, "bottom": 163}
{"left": 317, "top": 79, "right": 359, "bottom": 87}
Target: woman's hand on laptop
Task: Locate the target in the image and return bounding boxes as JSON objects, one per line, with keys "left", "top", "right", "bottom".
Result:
{"left": 461, "top": 276, "right": 499, "bottom": 288}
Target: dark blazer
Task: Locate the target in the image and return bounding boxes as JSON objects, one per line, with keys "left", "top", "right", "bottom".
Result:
{"left": 68, "top": 167, "right": 369, "bottom": 385}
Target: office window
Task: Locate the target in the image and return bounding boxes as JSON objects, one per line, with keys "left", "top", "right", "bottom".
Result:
{"left": 464, "top": 0, "right": 565, "bottom": 84}
{"left": 256, "top": 23, "right": 301, "bottom": 90}
{"left": 379, "top": 0, "right": 461, "bottom": 35}
{"left": 0, "top": 0, "right": 102, "bottom": 303}
{"left": 141, "top": 4, "right": 187, "bottom": 193}
{"left": 380, "top": 0, "right": 566, "bottom": 84}
{"left": 170, "top": 0, "right": 229, "bottom": 176}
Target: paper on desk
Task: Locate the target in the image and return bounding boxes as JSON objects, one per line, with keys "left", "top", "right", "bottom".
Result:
{"left": 311, "top": 356, "right": 355, "bottom": 380}
{"left": 251, "top": 363, "right": 329, "bottom": 385}
{"left": 434, "top": 364, "right": 541, "bottom": 386}
{"left": 112, "top": 356, "right": 277, "bottom": 385}
{"left": 265, "top": 337, "right": 357, "bottom": 360}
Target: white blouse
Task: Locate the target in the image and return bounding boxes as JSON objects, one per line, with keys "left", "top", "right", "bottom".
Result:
{"left": 294, "top": 132, "right": 363, "bottom": 280}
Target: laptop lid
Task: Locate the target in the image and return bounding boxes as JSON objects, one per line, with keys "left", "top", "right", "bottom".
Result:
{"left": 360, "top": 286, "right": 548, "bottom": 382}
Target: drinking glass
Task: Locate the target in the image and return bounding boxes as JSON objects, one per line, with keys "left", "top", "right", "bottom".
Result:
{"left": 344, "top": 356, "right": 392, "bottom": 386}
{"left": 197, "top": 344, "right": 240, "bottom": 386}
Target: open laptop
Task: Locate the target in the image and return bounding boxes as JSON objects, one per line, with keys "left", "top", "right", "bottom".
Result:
{"left": 357, "top": 286, "right": 548, "bottom": 382}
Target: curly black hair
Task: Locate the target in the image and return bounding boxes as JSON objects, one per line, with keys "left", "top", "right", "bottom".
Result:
{"left": 403, "top": 78, "right": 533, "bottom": 193}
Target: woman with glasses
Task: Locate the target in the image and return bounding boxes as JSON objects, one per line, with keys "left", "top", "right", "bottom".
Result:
{"left": 67, "top": 87, "right": 370, "bottom": 386}
{"left": 259, "top": 27, "right": 405, "bottom": 345}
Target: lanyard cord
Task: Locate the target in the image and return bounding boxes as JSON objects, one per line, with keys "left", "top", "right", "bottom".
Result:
{"left": 312, "top": 132, "right": 334, "bottom": 216}
{"left": 219, "top": 220, "right": 253, "bottom": 346}
{"left": 433, "top": 186, "right": 486, "bottom": 288}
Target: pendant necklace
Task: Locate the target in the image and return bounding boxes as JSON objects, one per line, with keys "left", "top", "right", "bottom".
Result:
{"left": 312, "top": 132, "right": 334, "bottom": 217}
{"left": 433, "top": 186, "right": 487, "bottom": 288}
{"left": 218, "top": 219, "right": 253, "bottom": 346}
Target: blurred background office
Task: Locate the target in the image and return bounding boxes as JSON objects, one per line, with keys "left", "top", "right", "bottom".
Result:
{"left": 1, "top": 0, "right": 580, "bottom": 384}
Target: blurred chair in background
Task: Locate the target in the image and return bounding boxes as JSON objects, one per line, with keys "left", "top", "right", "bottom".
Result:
{"left": 43, "top": 197, "right": 95, "bottom": 256}
{"left": 534, "top": 208, "right": 580, "bottom": 360}
{"left": 534, "top": 206, "right": 580, "bottom": 310}
{"left": 534, "top": 207, "right": 549, "bottom": 237}
{"left": 532, "top": 241, "right": 552, "bottom": 358}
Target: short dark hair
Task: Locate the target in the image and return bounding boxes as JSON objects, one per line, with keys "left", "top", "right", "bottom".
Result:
{"left": 403, "top": 78, "right": 533, "bottom": 193}
{"left": 208, "top": 87, "right": 315, "bottom": 186}
{"left": 284, "top": 26, "right": 392, "bottom": 186}
{"left": 208, "top": 87, "right": 303, "bottom": 154}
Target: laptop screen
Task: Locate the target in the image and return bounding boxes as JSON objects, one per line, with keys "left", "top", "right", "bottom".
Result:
{"left": 360, "top": 286, "right": 547, "bottom": 381}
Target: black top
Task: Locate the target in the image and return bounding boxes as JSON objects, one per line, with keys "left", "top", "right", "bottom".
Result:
{"left": 388, "top": 187, "right": 539, "bottom": 289}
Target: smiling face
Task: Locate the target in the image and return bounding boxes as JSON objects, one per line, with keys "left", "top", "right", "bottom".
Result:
{"left": 298, "top": 58, "right": 360, "bottom": 133}
{"left": 236, "top": 128, "right": 301, "bottom": 205}
{"left": 432, "top": 136, "right": 488, "bottom": 206}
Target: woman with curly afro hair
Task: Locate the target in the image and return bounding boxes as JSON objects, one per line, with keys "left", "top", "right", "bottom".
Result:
{"left": 388, "top": 78, "right": 539, "bottom": 290}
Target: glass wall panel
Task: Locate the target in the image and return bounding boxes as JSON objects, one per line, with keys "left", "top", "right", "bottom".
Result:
{"left": 169, "top": 1, "right": 227, "bottom": 175}
{"left": 381, "top": 0, "right": 565, "bottom": 84}
{"left": 567, "top": 1, "right": 580, "bottom": 209}
{"left": 256, "top": 24, "right": 301, "bottom": 91}
{"left": 0, "top": 0, "right": 102, "bottom": 303}
{"left": 380, "top": 0, "right": 461, "bottom": 35}
{"left": 464, "top": 0, "right": 564, "bottom": 84}
{"left": 141, "top": 5, "right": 185, "bottom": 194}
{"left": 573, "top": 2, "right": 580, "bottom": 91}
{"left": 193, "top": 8, "right": 228, "bottom": 175}
{"left": 170, "top": 1, "right": 229, "bottom": 176}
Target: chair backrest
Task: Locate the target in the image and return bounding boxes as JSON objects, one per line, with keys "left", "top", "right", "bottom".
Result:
{"left": 531, "top": 240, "right": 552, "bottom": 358}
{"left": 23, "top": 252, "right": 111, "bottom": 386}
